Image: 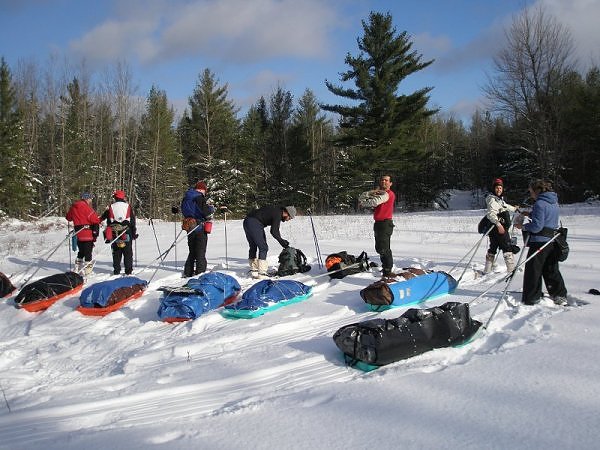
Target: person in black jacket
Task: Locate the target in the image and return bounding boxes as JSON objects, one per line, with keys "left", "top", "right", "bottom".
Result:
{"left": 243, "top": 205, "right": 296, "bottom": 278}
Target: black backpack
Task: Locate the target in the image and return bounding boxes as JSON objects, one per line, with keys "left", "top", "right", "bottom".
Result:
{"left": 325, "top": 251, "right": 373, "bottom": 279}
{"left": 276, "top": 247, "right": 311, "bottom": 276}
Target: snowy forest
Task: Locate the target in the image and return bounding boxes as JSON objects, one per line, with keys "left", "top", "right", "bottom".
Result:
{"left": 1, "top": 7, "right": 599, "bottom": 220}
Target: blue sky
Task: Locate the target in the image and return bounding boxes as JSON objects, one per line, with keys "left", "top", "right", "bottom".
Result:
{"left": 1, "top": 0, "right": 598, "bottom": 123}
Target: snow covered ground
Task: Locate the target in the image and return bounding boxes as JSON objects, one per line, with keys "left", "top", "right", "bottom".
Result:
{"left": 1, "top": 190, "right": 599, "bottom": 450}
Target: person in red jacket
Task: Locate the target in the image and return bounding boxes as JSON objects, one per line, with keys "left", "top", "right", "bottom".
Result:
{"left": 373, "top": 175, "right": 396, "bottom": 276}
{"left": 66, "top": 192, "right": 101, "bottom": 275}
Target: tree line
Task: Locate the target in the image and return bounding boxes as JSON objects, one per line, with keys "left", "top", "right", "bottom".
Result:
{"left": 1, "top": 7, "right": 598, "bottom": 220}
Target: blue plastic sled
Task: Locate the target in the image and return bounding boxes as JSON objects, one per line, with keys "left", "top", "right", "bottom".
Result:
{"left": 366, "top": 271, "right": 457, "bottom": 311}
{"left": 157, "top": 272, "right": 241, "bottom": 322}
{"left": 221, "top": 279, "right": 312, "bottom": 319}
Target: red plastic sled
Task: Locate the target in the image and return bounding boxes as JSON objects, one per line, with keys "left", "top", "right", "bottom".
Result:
{"left": 76, "top": 289, "right": 145, "bottom": 316}
{"left": 21, "top": 285, "right": 83, "bottom": 313}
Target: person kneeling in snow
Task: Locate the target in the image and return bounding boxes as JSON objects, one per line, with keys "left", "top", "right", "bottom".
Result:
{"left": 243, "top": 205, "right": 296, "bottom": 279}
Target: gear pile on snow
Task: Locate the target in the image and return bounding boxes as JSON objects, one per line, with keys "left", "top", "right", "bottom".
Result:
{"left": 222, "top": 279, "right": 312, "bottom": 319}
{"left": 15, "top": 271, "right": 84, "bottom": 312}
{"left": 77, "top": 276, "right": 148, "bottom": 316}
{"left": 276, "top": 246, "right": 311, "bottom": 276}
{"left": 325, "top": 251, "right": 373, "bottom": 279}
{"left": 157, "top": 272, "right": 241, "bottom": 322}
{"left": 333, "top": 302, "right": 481, "bottom": 370}
{"left": 360, "top": 269, "right": 457, "bottom": 310}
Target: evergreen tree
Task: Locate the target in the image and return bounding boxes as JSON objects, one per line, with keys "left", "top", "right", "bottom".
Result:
{"left": 266, "top": 86, "right": 294, "bottom": 200}
{"left": 138, "top": 86, "right": 184, "bottom": 218}
{"left": 321, "top": 11, "right": 436, "bottom": 204}
{"left": 289, "top": 89, "right": 334, "bottom": 212}
{"left": 181, "top": 68, "right": 239, "bottom": 185}
{"left": 0, "top": 58, "right": 32, "bottom": 218}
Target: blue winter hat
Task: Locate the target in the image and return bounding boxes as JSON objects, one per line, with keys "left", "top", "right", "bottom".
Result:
{"left": 81, "top": 192, "right": 94, "bottom": 200}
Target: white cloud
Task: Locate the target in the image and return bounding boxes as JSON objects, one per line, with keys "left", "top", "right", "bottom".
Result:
{"left": 535, "top": 0, "right": 600, "bottom": 69}
{"left": 67, "top": 0, "right": 338, "bottom": 66}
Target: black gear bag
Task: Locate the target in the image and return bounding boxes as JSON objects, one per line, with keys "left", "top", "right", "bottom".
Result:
{"left": 333, "top": 302, "right": 482, "bottom": 368}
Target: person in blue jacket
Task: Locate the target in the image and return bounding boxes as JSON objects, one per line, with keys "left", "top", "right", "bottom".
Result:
{"left": 181, "top": 181, "right": 215, "bottom": 277}
{"left": 515, "top": 179, "right": 567, "bottom": 305}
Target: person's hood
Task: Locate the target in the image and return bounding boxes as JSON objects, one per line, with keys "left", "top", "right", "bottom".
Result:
{"left": 537, "top": 191, "right": 558, "bottom": 205}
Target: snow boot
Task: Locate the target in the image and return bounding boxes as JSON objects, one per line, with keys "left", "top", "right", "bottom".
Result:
{"left": 74, "top": 258, "right": 84, "bottom": 274}
{"left": 256, "top": 259, "right": 270, "bottom": 279}
{"left": 249, "top": 258, "right": 259, "bottom": 278}
{"left": 504, "top": 252, "right": 515, "bottom": 272}
{"left": 483, "top": 253, "right": 495, "bottom": 274}
{"left": 83, "top": 262, "right": 93, "bottom": 277}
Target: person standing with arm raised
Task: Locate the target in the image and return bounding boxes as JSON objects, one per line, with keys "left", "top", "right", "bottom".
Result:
{"left": 373, "top": 175, "right": 395, "bottom": 276}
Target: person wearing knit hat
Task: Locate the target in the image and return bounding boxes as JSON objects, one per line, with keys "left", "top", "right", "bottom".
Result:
{"left": 180, "top": 181, "right": 215, "bottom": 277}
{"left": 100, "top": 189, "right": 138, "bottom": 275}
{"left": 66, "top": 193, "right": 101, "bottom": 276}
{"left": 483, "top": 177, "right": 520, "bottom": 274}
{"left": 243, "top": 205, "right": 296, "bottom": 279}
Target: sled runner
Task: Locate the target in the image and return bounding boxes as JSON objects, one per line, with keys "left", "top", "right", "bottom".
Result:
{"left": 221, "top": 279, "right": 312, "bottom": 319}
{"left": 1, "top": 271, "right": 16, "bottom": 298}
{"left": 157, "top": 272, "right": 241, "bottom": 323}
{"left": 15, "top": 271, "right": 84, "bottom": 312}
{"left": 358, "top": 190, "right": 389, "bottom": 208}
{"left": 360, "top": 269, "right": 457, "bottom": 311}
{"left": 333, "top": 302, "right": 482, "bottom": 371}
{"left": 77, "top": 276, "right": 147, "bottom": 316}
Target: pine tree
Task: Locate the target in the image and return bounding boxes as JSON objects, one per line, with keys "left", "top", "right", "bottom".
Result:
{"left": 138, "top": 86, "right": 184, "bottom": 218}
{"left": 321, "top": 12, "right": 436, "bottom": 181}
{"left": 0, "top": 58, "right": 32, "bottom": 218}
{"left": 182, "top": 68, "right": 239, "bottom": 184}
{"left": 289, "top": 89, "right": 334, "bottom": 212}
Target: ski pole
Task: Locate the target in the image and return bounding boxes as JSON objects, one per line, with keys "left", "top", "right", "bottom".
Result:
{"left": 149, "top": 218, "right": 162, "bottom": 257}
{"left": 469, "top": 233, "right": 559, "bottom": 307}
{"left": 483, "top": 233, "right": 531, "bottom": 329}
{"left": 306, "top": 208, "right": 323, "bottom": 269}
{"left": 220, "top": 206, "right": 229, "bottom": 269}
{"left": 450, "top": 223, "right": 495, "bottom": 283}
{"left": 14, "top": 227, "right": 87, "bottom": 286}
{"left": 137, "top": 226, "right": 199, "bottom": 284}
{"left": 80, "top": 228, "right": 129, "bottom": 276}
{"left": 171, "top": 206, "right": 179, "bottom": 269}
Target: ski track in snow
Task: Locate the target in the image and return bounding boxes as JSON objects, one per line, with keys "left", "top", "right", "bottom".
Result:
{"left": 0, "top": 209, "right": 594, "bottom": 447}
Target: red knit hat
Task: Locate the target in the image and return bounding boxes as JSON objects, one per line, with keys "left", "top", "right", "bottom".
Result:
{"left": 195, "top": 181, "right": 207, "bottom": 191}
{"left": 113, "top": 190, "right": 126, "bottom": 200}
{"left": 492, "top": 178, "right": 503, "bottom": 187}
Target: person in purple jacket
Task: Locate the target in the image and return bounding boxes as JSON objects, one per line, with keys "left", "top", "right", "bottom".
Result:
{"left": 516, "top": 179, "right": 567, "bottom": 305}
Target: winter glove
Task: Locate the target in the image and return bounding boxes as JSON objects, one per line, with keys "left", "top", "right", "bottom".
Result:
{"left": 281, "top": 240, "right": 289, "bottom": 248}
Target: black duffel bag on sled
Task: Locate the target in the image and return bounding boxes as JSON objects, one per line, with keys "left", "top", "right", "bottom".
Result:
{"left": 333, "top": 302, "right": 482, "bottom": 370}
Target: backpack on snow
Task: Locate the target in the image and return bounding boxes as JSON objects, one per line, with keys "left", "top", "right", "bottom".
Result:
{"left": 325, "top": 251, "right": 373, "bottom": 279}
{"left": 276, "top": 247, "right": 311, "bottom": 276}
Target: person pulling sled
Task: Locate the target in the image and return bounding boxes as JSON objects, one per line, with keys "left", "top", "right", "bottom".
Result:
{"left": 101, "top": 190, "right": 137, "bottom": 275}
{"left": 66, "top": 192, "right": 101, "bottom": 276}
